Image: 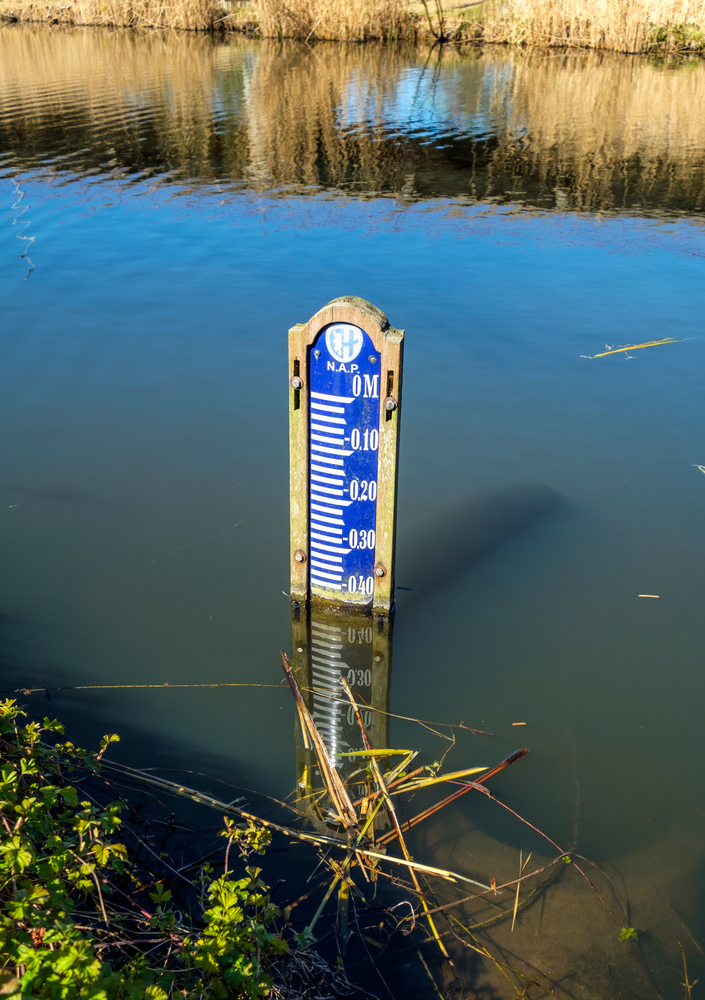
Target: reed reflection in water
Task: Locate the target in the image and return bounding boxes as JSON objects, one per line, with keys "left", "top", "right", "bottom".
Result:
{"left": 1, "top": 26, "right": 704, "bottom": 215}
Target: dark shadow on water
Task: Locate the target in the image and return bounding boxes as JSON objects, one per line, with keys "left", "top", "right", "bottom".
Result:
{"left": 4, "top": 483, "right": 107, "bottom": 508}
{"left": 395, "top": 484, "right": 562, "bottom": 602}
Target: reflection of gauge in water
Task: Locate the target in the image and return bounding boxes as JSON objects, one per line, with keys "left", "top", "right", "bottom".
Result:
{"left": 310, "top": 617, "right": 375, "bottom": 767}
{"left": 292, "top": 603, "right": 393, "bottom": 835}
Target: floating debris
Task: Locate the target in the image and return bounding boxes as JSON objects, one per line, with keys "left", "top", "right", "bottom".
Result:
{"left": 581, "top": 337, "right": 683, "bottom": 359}
{"left": 692, "top": 465, "right": 705, "bottom": 475}
{"left": 638, "top": 594, "right": 660, "bottom": 599}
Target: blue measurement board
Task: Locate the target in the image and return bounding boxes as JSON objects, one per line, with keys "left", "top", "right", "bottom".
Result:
{"left": 309, "top": 323, "right": 380, "bottom": 602}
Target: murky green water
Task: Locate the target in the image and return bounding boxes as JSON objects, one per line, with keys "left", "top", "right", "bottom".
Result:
{"left": 2, "top": 26, "right": 705, "bottom": 997}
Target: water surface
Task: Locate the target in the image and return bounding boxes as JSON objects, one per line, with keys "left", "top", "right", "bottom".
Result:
{"left": 1, "top": 26, "right": 705, "bottom": 997}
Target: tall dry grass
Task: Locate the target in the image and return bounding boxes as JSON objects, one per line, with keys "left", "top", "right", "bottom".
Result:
{"left": 251, "top": 0, "right": 705, "bottom": 47}
{"left": 2, "top": 0, "right": 704, "bottom": 49}
{"left": 254, "top": 0, "right": 412, "bottom": 41}
{"left": 464, "top": 0, "right": 705, "bottom": 52}
{"left": 0, "top": 0, "right": 237, "bottom": 30}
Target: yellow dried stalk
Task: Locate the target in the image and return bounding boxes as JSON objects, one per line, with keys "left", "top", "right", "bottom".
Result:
{"left": 395, "top": 766, "right": 489, "bottom": 792}
{"left": 280, "top": 652, "right": 358, "bottom": 830}
{"left": 339, "top": 677, "right": 453, "bottom": 963}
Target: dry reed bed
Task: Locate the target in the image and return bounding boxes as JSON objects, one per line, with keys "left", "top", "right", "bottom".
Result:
{"left": 253, "top": 0, "right": 705, "bottom": 48}
{"left": 0, "top": 0, "right": 250, "bottom": 30}
{"left": 2, "top": 0, "right": 705, "bottom": 50}
{"left": 463, "top": 0, "right": 705, "bottom": 51}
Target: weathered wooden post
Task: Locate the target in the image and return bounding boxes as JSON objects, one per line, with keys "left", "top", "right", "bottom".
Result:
{"left": 289, "top": 297, "right": 404, "bottom": 617}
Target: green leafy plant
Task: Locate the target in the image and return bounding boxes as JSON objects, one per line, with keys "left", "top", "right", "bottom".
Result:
{"left": 619, "top": 926, "right": 638, "bottom": 942}
{"left": 0, "top": 700, "right": 288, "bottom": 999}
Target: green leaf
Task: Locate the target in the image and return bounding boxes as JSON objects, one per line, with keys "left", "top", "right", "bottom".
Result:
{"left": 293, "top": 926, "right": 315, "bottom": 949}
{"left": 96, "top": 734, "right": 120, "bottom": 760}
{"left": 619, "top": 926, "right": 638, "bottom": 942}
{"left": 40, "top": 785, "right": 59, "bottom": 807}
{"left": 149, "top": 885, "right": 172, "bottom": 905}
{"left": 144, "top": 987, "right": 169, "bottom": 1000}
{"left": 1, "top": 836, "right": 34, "bottom": 873}
{"left": 42, "top": 717, "right": 65, "bottom": 734}
{"left": 58, "top": 786, "right": 78, "bottom": 807}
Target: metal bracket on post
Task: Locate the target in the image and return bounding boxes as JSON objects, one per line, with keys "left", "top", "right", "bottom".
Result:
{"left": 289, "top": 296, "right": 404, "bottom": 618}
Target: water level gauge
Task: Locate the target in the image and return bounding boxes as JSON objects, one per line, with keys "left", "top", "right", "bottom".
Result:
{"left": 289, "top": 298, "right": 404, "bottom": 616}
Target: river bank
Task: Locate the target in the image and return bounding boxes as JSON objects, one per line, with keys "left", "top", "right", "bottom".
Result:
{"left": 1, "top": 0, "right": 704, "bottom": 52}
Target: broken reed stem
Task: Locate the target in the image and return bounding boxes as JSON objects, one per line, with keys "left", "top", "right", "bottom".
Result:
{"left": 511, "top": 850, "right": 522, "bottom": 933}
{"left": 14, "top": 682, "right": 284, "bottom": 694}
{"left": 295, "top": 700, "right": 312, "bottom": 751}
{"left": 447, "top": 916, "right": 547, "bottom": 998}
{"left": 424, "top": 854, "right": 568, "bottom": 917}
{"left": 306, "top": 874, "right": 342, "bottom": 933}
{"left": 315, "top": 690, "right": 492, "bottom": 736}
{"left": 101, "top": 760, "right": 484, "bottom": 887}
{"left": 14, "top": 682, "right": 492, "bottom": 737}
{"left": 377, "top": 748, "right": 529, "bottom": 847}
{"left": 573, "top": 853, "right": 630, "bottom": 927}
{"left": 340, "top": 676, "right": 452, "bottom": 964}
{"left": 443, "top": 863, "right": 557, "bottom": 934}
{"left": 280, "top": 651, "right": 357, "bottom": 830}
{"left": 679, "top": 941, "right": 696, "bottom": 1000}
{"left": 588, "top": 337, "right": 683, "bottom": 359}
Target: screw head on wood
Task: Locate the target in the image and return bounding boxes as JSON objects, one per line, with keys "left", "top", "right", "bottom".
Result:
{"left": 294, "top": 549, "right": 307, "bottom": 563}
{"left": 374, "top": 564, "right": 386, "bottom": 577}
{"left": 291, "top": 376, "right": 304, "bottom": 390}
{"left": 384, "top": 396, "right": 397, "bottom": 411}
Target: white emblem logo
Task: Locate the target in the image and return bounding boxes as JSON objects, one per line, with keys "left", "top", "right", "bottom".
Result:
{"left": 325, "top": 324, "right": 364, "bottom": 364}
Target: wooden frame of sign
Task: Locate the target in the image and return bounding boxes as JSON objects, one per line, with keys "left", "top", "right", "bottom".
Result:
{"left": 288, "top": 297, "right": 404, "bottom": 617}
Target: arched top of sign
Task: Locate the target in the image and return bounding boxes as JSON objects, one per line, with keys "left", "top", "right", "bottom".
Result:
{"left": 289, "top": 298, "right": 404, "bottom": 618}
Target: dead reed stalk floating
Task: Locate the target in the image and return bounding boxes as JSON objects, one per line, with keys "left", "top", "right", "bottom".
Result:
{"left": 98, "top": 640, "right": 681, "bottom": 996}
